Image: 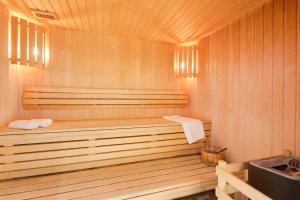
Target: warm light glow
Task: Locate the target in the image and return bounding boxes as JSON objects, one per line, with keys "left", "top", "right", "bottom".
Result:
{"left": 181, "top": 61, "right": 185, "bottom": 70}
{"left": 34, "top": 47, "right": 39, "bottom": 57}
{"left": 9, "top": 14, "right": 47, "bottom": 67}
{"left": 174, "top": 43, "right": 198, "bottom": 78}
{"left": 8, "top": 16, "right": 11, "bottom": 59}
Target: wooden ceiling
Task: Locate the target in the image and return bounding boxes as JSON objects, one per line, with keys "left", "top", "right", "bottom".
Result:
{"left": 2, "top": 0, "right": 267, "bottom": 44}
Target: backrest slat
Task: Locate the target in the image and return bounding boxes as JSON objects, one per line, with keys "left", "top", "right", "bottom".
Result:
{"left": 23, "top": 86, "right": 189, "bottom": 110}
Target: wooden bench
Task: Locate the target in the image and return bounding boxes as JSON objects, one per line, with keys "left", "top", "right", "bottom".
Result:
{"left": 0, "top": 118, "right": 216, "bottom": 200}
{"left": 22, "top": 86, "right": 189, "bottom": 110}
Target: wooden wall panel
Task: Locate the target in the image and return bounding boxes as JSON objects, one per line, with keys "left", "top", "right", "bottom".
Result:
{"left": 272, "top": 0, "right": 284, "bottom": 156}
{"left": 20, "top": 19, "right": 27, "bottom": 65}
{"left": 297, "top": 0, "right": 300, "bottom": 157}
{"left": 283, "top": 0, "right": 297, "bottom": 155}
{"left": 0, "top": 3, "right": 43, "bottom": 126}
{"left": 18, "top": 27, "right": 186, "bottom": 121}
{"left": 10, "top": 16, "right": 18, "bottom": 64}
{"left": 4, "top": 0, "right": 267, "bottom": 44}
{"left": 189, "top": 0, "right": 300, "bottom": 161}
{"left": 262, "top": 0, "right": 274, "bottom": 157}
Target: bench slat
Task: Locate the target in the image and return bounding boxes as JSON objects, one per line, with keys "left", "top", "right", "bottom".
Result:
{"left": 0, "top": 156, "right": 216, "bottom": 200}
{"left": 0, "top": 118, "right": 211, "bottom": 182}
{"left": 0, "top": 155, "right": 201, "bottom": 189}
{"left": 0, "top": 159, "right": 203, "bottom": 194}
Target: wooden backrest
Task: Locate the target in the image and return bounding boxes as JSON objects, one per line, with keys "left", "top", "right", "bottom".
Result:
{"left": 23, "top": 86, "right": 189, "bottom": 110}
{"left": 0, "top": 118, "right": 210, "bottom": 180}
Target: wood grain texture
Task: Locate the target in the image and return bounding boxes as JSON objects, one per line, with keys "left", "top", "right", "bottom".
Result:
{"left": 0, "top": 3, "right": 44, "bottom": 127}
{"left": 0, "top": 118, "right": 211, "bottom": 180}
{"left": 1, "top": 0, "right": 267, "bottom": 43}
{"left": 22, "top": 86, "right": 189, "bottom": 110}
{"left": 17, "top": 27, "right": 188, "bottom": 121}
{"left": 189, "top": 0, "right": 300, "bottom": 161}
{"left": 0, "top": 156, "right": 216, "bottom": 200}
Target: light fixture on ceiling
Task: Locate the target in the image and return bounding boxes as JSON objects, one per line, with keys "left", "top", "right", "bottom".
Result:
{"left": 31, "top": 9, "right": 58, "bottom": 20}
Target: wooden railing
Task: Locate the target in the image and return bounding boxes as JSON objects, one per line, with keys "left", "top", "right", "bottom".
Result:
{"left": 216, "top": 151, "right": 291, "bottom": 200}
{"left": 215, "top": 161, "right": 271, "bottom": 200}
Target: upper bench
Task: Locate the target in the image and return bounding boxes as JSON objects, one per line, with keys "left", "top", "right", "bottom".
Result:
{"left": 23, "top": 86, "right": 189, "bottom": 110}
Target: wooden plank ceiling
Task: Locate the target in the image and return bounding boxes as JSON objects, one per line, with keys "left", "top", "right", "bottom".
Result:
{"left": 2, "top": 0, "right": 267, "bottom": 44}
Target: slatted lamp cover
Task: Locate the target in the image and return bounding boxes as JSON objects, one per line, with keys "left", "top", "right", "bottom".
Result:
{"left": 9, "top": 14, "right": 46, "bottom": 67}
{"left": 173, "top": 43, "right": 199, "bottom": 78}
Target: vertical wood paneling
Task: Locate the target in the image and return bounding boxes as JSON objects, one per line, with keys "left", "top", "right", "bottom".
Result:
{"left": 272, "top": 0, "right": 284, "bottom": 156}
{"left": 29, "top": 22, "right": 35, "bottom": 66}
{"left": 254, "top": 7, "right": 264, "bottom": 158}
{"left": 262, "top": 0, "right": 274, "bottom": 157}
{"left": 18, "top": 27, "right": 186, "bottom": 121}
{"left": 283, "top": 0, "right": 297, "bottom": 155}
{"left": 0, "top": 3, "right": 43, "bottom": 126}
{"left": 190, "top": 0, "right": 300, "bottom": 160}
{"left": 36, "top": 26, "right": 43, "bottom": 66}
{"left": 238, "top": 15, "right": 247, "bottom": 159}
{"left": 228, "top": 20, "right": 240, "bottom": 161}
{"left": 7, "top": 0, "right": 267, "bottom": 43}
{"left": 10, "top": 16, "right": 18, "bottom": 64}
{"left": 297, "top": 0, "right": 300, "bottom": 157}
{"left": 20, "top": 19, "right": 27, "bottom": 65}
{"left": 245, "top": 11, "right": 255, "bottom": 159}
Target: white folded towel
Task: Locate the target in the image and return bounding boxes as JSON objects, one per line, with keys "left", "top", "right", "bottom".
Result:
{"left": 31, "top": 119, "right": 53, "bottom": 128}
{"left": 163, "top": 115, "right": 205, "bottom": 144}
{"left": 8, "top": 119, "right": 53, "bottom": 130}
{"left": 8, "top": 120, "right": 40, "bottom": 130}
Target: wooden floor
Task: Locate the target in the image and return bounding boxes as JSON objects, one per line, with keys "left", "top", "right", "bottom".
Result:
{"left": 0, "top": 155, "right": 216, "bottom": 200}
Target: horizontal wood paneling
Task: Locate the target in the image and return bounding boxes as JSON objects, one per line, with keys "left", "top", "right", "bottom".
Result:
{"left": 189, "top": 0, "right": 300, "bottom": 161}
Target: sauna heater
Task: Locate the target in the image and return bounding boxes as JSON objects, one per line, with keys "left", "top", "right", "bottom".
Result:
{"left": 248, "top": 156, "right": 300, "bottom": 200}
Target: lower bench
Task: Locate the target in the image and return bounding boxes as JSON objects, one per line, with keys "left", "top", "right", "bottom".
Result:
{"left": 0, "top": 118, "right": 216, "bottom": 199}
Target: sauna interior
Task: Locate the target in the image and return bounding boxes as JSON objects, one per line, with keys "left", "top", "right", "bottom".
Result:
{"left": 0, "top": 0, "right": 300, "bottom": 199}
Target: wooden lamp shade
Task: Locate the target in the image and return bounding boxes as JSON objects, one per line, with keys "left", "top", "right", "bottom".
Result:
{"left": 9, "top": 15, "right": 45, "bottom": 67}
{"left": 174, "top": 44, "right": 199, "bottom": 78}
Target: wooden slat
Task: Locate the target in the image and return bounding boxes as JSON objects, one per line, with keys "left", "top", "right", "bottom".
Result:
{"left": 0, "top": 118, "right": 210, "bottom": 180}
{"left": 69, "top": 171, "right": 216, "bottom": 200}
{"left": 23, "top": 98, "right": 188, "bottom": 105}
{"left": 36, "top": 25, "right": 43, "bottom": 66}
{"left": 23, "top": 104, "right": 187, "bottom": 110}
{"left": 0, "top": 143, "right": 203, "bottom": 172}
{"left": 0, "top": 139, "right": 198, "bottom": 163}
{"left": 19, "top": 18, "right": 27, "bottom": 65}
{"left": 0, "top": 149, "right": 201, "bottom": 180}
{"left": 0, "top": 118, "right": 210, "bottom": 136}
{"left": 28, "top": 22, "right": 35, "bottom": 66}
{"left": 0, "top": 158, "right": 203, "bottom": 193}
{"left": 23, "top": 92, "right": 188, "bottom": 100}
{"left": 1, "top": 164, "right": 209, "bottom": 200}
{"left": 22, "top": 86, "right": 189, "bottom": 109}
{"left": 0, "top": 156, "right": 216, "bottom": 200}
{"left": 10, "top": 16, "right": 18, "bottom": 64}
{"left": 24, "top": 86, "right": 187, "bottom": 95}
{"left": 129, "top": 182, "right": 216, "bottom": 200}
{"left": 283, "top": 0, "right": 297, "bottom": 155}
{"left": 0, "top": 155, "right": 201, "bottom": 189}
{"left": 0, "top": 133, "right": 187, "bottom": 154}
